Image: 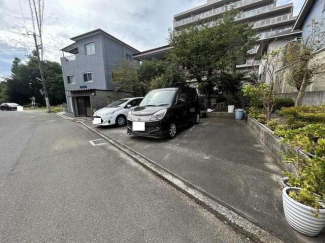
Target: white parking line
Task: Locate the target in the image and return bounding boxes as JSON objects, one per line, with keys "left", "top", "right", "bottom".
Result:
{"left": 46, "top": 120, "right": 56, "bottom": 122}
{"left": 89, "top": 139, "right": 108, "bottom": 146}
{"left": 190, "top": 125, "right": 196, "bottom": 132}
{"left": 56, "top": 112, "right": 74, "bottom": 120}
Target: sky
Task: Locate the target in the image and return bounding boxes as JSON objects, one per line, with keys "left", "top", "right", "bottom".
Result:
{"left": 0, "top": 0, "right": 305, "bottom": 81}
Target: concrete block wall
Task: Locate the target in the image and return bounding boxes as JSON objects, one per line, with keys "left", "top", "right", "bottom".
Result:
{"left": 280, "top": 91, "right": 325, "bottom": 106}
{"left": 247, "top": 117, "right": 297, "bottom": 174}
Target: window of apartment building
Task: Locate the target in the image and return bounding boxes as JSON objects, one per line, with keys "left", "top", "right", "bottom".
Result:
{"left": 126, "top": 53, "right": 132, "bottom": 61}
{"left": 85, "top": 43, "right": 95, "bottom": 55}
{"left": 67, "top": 75, "right": 75, "bottom": 84}
{"left": 83, "top": 72, "right": 93, "bottom": 82}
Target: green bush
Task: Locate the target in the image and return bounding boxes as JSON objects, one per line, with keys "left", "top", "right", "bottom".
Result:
{"left": 267, "top": 118, "right": 280, "bottom": 131}
{"left": 285, "top": 157, "right": 325, "bottom": 217}
{"left": 242, "top": 84, "right": 262, "bottom": 108}
{"left": 279, "top": 105, "right": 325, "bottom": 129}
{"left": 273, "top": 97, "right": 294, "bottom": 111}
{"left": 276, "top": 119, "right": 325, "bottom": 216}
{"left": 257, "top": 114, "right": 267, "bottom": 124}
{"left": 248, "top": 107, "right": 262, "bottom": 119}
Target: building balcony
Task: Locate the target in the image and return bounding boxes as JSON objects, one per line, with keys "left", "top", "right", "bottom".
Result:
{"left": 174, "top": 0, "right": 291, "bottom": 29}
{"left": 236, "top": 59, "right": 261, "bottom": 69}
{"left": 253, "top": 14, "right": 296, "bottom": 30}
{"left": 258, "top": 27, "right": 292, "bottom": 39}
{"left": 247, "top": 45, "right": 260, "bottom": 55}
{"left": 174, "top": 0, "right": 273, "bottom": 24}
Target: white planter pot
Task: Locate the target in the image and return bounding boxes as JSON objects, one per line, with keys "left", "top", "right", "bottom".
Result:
{"left": 283, "top": 187, "right": 325, "bottom": 236}
{"left": 228, "top": 105, "right": 235, "bottom": 113}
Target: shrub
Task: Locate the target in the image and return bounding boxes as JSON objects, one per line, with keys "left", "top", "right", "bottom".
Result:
{"left": 257, "top": 114, "right": 267, "bottom": 124}
{"left": 273, "top": 97, "right": 294, "bottom": 111}
{"left": 242, "top": 84, "right": 262, "bottom": 108}
{"left": 267, "top": 118, "right": 280, "bottom": 131}
{"left": 279, "top": 106, "right": 325, "bottom": 129}
{"left": 285, "top": 157, "right": 325, "bottom": 217}
{"left": 247, "top": 107, "right": 262, "bottom": 119}
{"left": 277, "top": 121, "right": 325, "bottom": 216}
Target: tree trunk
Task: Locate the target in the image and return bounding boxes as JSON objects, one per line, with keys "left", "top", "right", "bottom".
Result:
{"left": 295, "top": 74, "right": 308, "bottom": 107}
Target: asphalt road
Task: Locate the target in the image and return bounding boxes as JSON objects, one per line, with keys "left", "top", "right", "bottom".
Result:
{"left": 0, "top": 111, "right": 250, "bottom": 243}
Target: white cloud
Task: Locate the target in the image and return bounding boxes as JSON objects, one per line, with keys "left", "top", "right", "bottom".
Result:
{"left": 0, "top": 0, "right": 304, "bottom": 80}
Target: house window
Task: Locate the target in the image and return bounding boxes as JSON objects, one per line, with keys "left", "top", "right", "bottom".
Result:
{"left": 83, "top": 72, "right": 93, "bottom": 82}
{"left": 126, "top": 53, "right": 132, "bottom": 61}
{"left": 67, "top": 75, "right": 75, "bottom": 84}
{"left": 85, "top": 43, "right": 95, "bottom": 55}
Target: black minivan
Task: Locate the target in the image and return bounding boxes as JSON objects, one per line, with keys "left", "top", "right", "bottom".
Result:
{"left": 127, "top": 86, "right": 200, "bottom": 138}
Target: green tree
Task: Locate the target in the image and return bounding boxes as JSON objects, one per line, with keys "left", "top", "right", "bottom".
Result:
{"left": 284, "top": 20, "right": 325, "bottom": 106}
{"left": 5, "top": 56, "right": 65, "bottom": 106}
{"left": 112, "top": 60, "right": 142, "bottom": 96}
{"left": 168, "top": 10, "right": 256, "bottom": 107}
{"left": 112, "top": 59, "right": 176, "bottom": 96}
{"left": 0, "top": 81, "right": 8, "bottom": 104}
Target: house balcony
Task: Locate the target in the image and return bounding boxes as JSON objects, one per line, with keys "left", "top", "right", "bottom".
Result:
{"left": 63, "top": 55, "right": 76, "bottom": 62}
{"left": 174, "top": 0, "right": 289, "bottom": 29}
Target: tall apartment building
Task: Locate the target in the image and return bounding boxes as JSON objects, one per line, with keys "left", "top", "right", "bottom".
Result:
{"left": 61, "top": 29, "right": 139, "bottom": 117}
{"left": 135, "top": 0, "right": 298, "bottom": 72}
{"left": 173, "top": 0, "right": 297, "bottom": 72}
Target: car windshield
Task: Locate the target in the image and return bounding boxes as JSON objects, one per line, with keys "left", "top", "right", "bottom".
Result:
{"left": 106, "top": 99, "right": 129, "bottom": 108}
{"left": 140, "top": 90, "right": 176, "bottom": 107}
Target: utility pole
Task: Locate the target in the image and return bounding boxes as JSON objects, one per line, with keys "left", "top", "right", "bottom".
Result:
{"left": 28, "top": 0, "right": 50, "bottom": 112}
{"left": 32, "top": 32, "right": 50, "bottom": 112}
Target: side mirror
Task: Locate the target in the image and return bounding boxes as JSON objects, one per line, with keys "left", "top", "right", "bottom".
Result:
{"left": 126, "top": 104, "right": 132, "bottom": 108}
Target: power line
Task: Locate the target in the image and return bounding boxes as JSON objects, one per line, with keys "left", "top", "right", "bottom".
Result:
{"left": 18, "top": 0, "right": 29, "bottom": 35}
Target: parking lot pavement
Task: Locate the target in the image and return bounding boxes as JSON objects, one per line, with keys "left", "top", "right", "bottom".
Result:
{"left": 85, "top": 118, "right": 325, "bottom": 243}
{"left": 0, "top": 111, "right": 250, "bottom": 243}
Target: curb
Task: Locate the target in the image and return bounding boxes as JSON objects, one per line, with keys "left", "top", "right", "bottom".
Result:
{"left": 76, "top": 120, "right": 285, "bottom": 243}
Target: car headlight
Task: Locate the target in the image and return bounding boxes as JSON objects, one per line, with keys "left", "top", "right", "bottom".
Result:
{"left": 128, "top": 109, "right": 135, "bottom": 121}
{"left": 150, "top": 109, "right": 167, "bottom": 121}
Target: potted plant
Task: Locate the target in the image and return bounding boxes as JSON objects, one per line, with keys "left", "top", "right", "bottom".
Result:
{"left": 282, "top": 156, "right": 325, "bottom": 236}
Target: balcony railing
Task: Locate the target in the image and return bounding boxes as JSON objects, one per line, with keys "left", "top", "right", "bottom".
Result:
{"left": 236, "top": 59, "right": 261, "bottom": 68}
{"left": 235, "top": 4, "right": 274, "bottom": 21}
{"left": 253, "top": 14, "right": 295, "bottom": 29}
{"left": 64, "top": 55, "right": 76, "bottom": 62}
{"left": 174, "top": 0, "right": 276, "bottom": 28}
{"left": 258, "top": 27, "right": 292, "bottom": 39}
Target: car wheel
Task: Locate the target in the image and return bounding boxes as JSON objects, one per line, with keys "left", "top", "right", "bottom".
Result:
{"left": 168, "top": 123, "right": 177, "bottom": 139}
{"left": 116, "top": 115, "right": 126, "bottom": 126}
{"left": 195, "top": 113, "right": 200, "bottom": 124}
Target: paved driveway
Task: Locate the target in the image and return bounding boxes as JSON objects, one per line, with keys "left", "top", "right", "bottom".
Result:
{"left": 86, "top": 117, "right": 325, "bottom": 243}
{"left": 1, "top": 111, "right": 250, "bottom": 243}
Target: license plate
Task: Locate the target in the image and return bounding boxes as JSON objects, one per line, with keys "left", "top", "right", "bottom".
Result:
{"left": 133, "top": 122, "right": 145, "bottom": 131}
{"left": 93, "top": 118, "right": 102, "bottom": 125}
